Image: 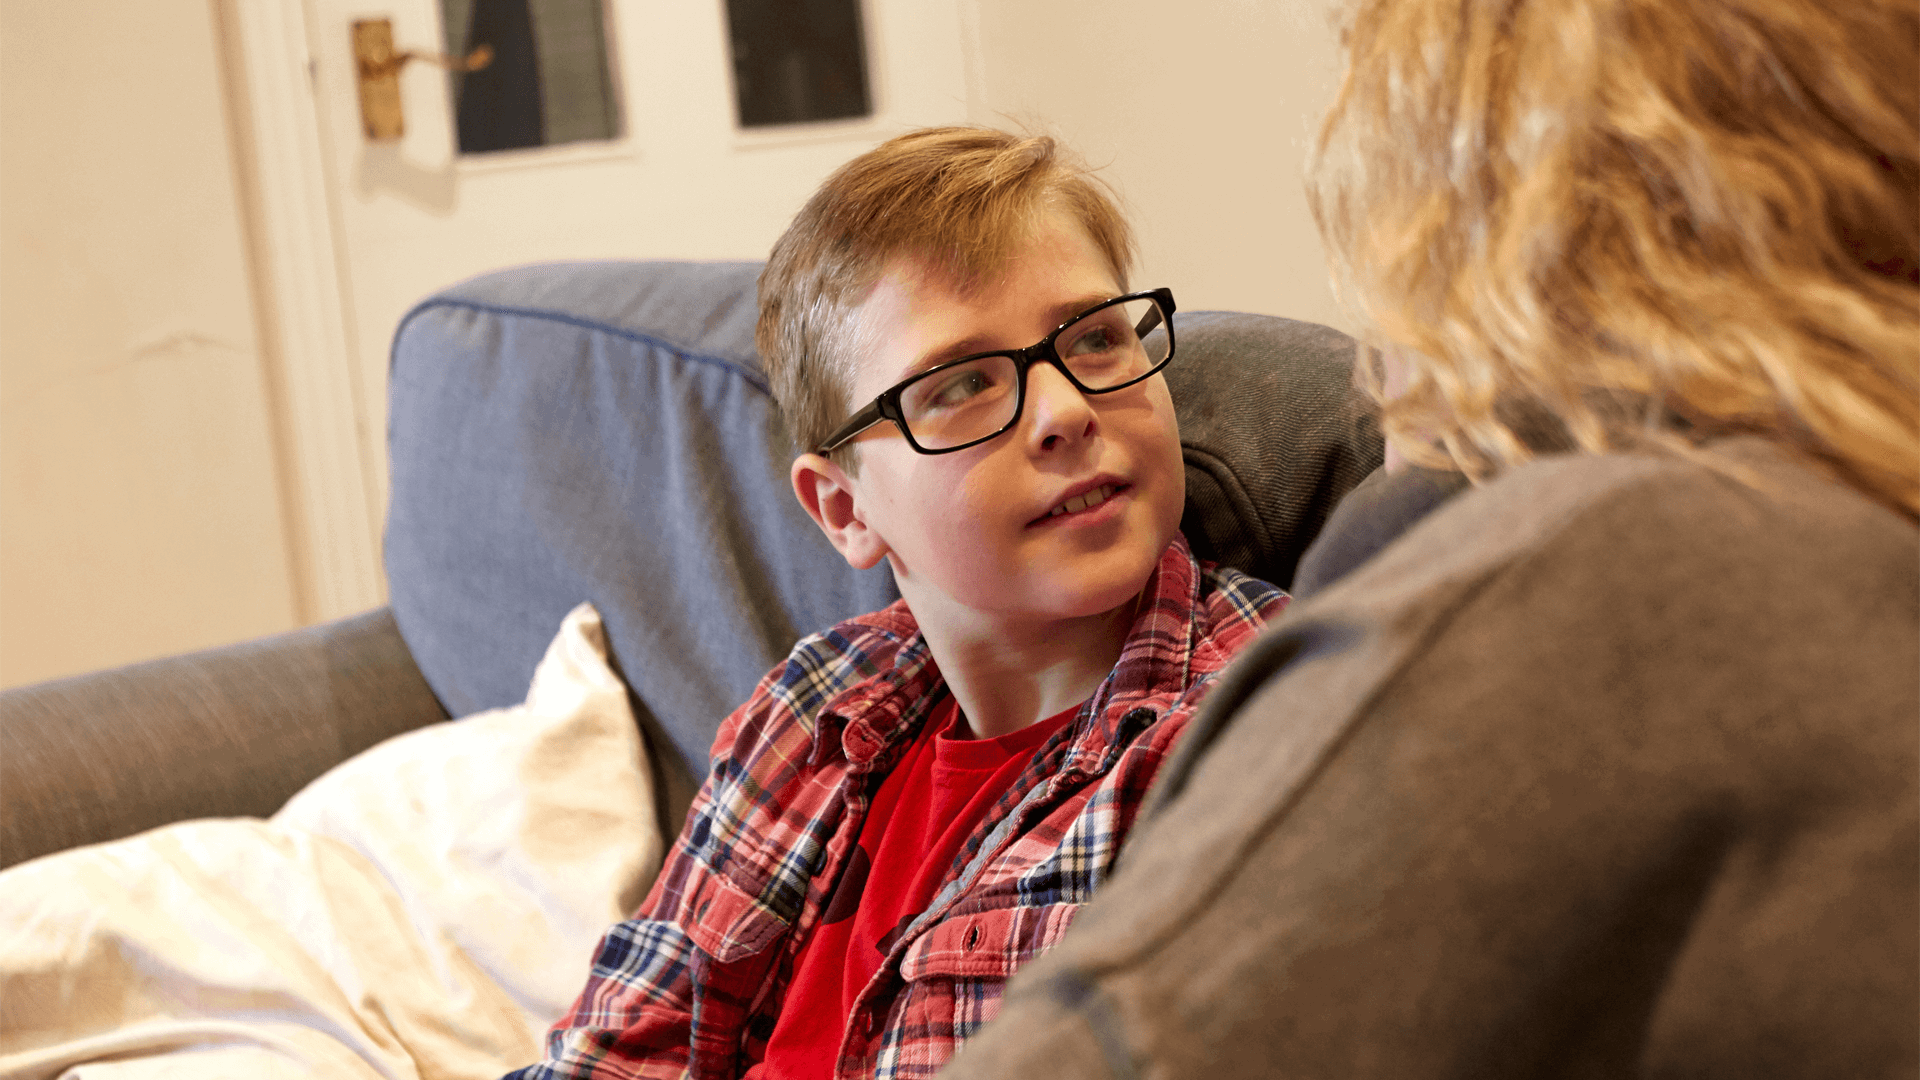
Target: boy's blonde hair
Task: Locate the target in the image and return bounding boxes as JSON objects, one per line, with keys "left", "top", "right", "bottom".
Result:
{"left": 757, "top": 126, "right": 1135, "bottom": 469}
{"left": 1309, "top": 0, "right": 1920, "bottom": 515}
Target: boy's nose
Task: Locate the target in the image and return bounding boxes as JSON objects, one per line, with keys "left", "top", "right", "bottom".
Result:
{"left": 1023, "top": 360, "right": 1097, "bottom": 451}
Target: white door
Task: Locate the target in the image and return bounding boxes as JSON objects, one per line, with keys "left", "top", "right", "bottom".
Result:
{"left": 234, "top": 0, "right": 974, "bottom": 617}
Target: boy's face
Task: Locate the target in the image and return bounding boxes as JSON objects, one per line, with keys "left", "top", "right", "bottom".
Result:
{"left": 792, "top": 210, "right": 1186, "bottom": 634}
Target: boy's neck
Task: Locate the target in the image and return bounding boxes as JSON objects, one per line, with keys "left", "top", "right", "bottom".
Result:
{"left": 905, "top": 591, "right": 1141, "bottom": 742}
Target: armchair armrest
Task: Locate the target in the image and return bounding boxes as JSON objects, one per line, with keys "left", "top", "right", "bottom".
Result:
{"left": 0, "top": 607, "right": 447, "bottom": 869}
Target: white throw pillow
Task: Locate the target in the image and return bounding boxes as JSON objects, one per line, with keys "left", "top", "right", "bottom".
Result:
{"left": 0, "top": 603, "right": 662, "bottom": 1080}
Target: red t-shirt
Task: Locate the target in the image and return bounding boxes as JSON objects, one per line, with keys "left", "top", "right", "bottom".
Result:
{"left": 748, "top": 696, "right": 1078, "bottom": 1079}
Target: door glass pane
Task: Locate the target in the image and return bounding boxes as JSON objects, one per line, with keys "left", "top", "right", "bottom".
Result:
{"left": 441, "top": 0, "right": 622, "bottom": 154}
{"left": 725, "top": 0, "right": 872, "bottom": 128}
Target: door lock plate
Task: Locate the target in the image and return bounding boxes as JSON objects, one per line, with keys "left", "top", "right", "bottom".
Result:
{"left": 351, "top": 18, "right": 493, "bottom": 141}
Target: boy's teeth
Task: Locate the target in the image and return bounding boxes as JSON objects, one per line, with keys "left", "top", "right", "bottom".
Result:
{"left": 1049, "top": 484, "right": 1116, "bottom": 517}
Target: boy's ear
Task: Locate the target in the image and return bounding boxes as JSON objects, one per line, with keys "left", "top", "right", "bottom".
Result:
{"left": 791, "top": 452, "right": 890, "bottom": 570}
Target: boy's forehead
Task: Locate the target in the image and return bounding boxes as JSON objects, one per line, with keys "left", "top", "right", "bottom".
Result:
{"left": 846, "top": 224, "right": 1123, "bottom": 386}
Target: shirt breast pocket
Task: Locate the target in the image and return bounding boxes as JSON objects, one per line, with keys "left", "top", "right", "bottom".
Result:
{"left": 894, "top": 901, "right": 1083, "bottom": 1042}
{"left": 680, "top": 871, "right": 790, "bottom": 964}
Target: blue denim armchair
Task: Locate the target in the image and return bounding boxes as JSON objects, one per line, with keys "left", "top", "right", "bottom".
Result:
{"left": 0, "top": 260, "right": 1381, "bottom": 868}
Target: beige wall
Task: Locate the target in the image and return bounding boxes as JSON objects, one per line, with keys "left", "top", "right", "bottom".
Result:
{"left": 0, "top": 1, "right": 300, "bottom": 687}
{"left": 0, "top": 0, "right": 1344, "bottom": 689}
{"left": 969, "top": 0, "right": 1345, "bottom": 330}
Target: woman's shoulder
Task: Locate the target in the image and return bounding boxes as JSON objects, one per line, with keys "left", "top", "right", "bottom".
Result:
{"left": 1276, "top": 438, "right": 1916, "bottom": 755}
{"left": 1338, "top": 438, "right": 1915, "bottom": 612}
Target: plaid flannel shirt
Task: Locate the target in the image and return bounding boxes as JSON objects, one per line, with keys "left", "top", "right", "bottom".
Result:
{"left": 508, "top": 533, "right": 1285, "bottom": 1080}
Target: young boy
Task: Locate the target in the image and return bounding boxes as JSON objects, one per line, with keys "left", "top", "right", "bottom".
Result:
{"left": 507, "top": 127, "right": 1287, "bottom": 1080}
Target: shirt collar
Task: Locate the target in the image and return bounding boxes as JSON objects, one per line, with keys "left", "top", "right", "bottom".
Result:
{"left": 816, "top": 533, "right": 1202, "bottom": 772}
{"left": 1058, "top": 531, "right": 1200, "bottom": 776}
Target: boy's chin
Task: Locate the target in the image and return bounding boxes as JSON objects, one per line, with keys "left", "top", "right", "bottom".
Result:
{"left": 1034, "top": 555, "right": 1168, "bottom": 623}
{"left": 936, "top": 574, "right": 1147, "bottom": 631}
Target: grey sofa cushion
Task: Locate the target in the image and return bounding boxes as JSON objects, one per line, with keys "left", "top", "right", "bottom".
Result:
{"left": 386, "top": 261, "right": 1382, "bottom": 778}
{"left": 1166, "top": 312, "right": 1381, "bottom": 588}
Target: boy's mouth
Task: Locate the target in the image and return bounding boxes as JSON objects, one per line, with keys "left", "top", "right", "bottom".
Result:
{"left": 1037, "top": 482, "right": 1126, "bottom": 523}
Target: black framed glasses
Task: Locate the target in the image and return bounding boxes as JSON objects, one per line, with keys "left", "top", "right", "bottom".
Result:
{"left": 815, "top": 288, "right": 1178, "bottom": 455}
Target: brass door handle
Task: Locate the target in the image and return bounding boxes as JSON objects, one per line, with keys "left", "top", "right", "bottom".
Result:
{"left": 352, "top": 18, "right": 494, "bottom": 141}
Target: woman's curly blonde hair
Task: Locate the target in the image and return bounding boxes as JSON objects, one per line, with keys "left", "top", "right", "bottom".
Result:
{"left": 1308, "top": 0, "right": 1920, "bottom": 515}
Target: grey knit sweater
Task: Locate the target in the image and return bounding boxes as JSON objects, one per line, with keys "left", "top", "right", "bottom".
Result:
{"left": 945, "top": 437, "right": 1919, "bottom": 1079}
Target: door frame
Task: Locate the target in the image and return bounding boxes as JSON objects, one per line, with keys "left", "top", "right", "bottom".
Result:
{"left": 221, "top": 0, "right": 383, "bottom": 622}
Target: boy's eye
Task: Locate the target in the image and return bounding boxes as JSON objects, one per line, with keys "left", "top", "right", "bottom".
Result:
{"left": 908, "top": 362, "right": 1008, "bottom": 413}
{"left": 1062, "top": 320, "right": 1130, "bottom": 359}
{"left": 930, "top": 370, "right": 989, "bottom": 405}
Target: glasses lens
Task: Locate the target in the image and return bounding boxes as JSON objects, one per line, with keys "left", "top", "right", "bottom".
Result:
{"left": 1055, "top": 297, "right": 1171, "bottom": 390}
{"left": 897, "top": 353, "right": 1021, "bottom": 450}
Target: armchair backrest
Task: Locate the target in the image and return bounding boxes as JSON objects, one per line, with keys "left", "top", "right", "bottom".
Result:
{"left": 385, "top": 261, "right": 1380, "bottom": 780}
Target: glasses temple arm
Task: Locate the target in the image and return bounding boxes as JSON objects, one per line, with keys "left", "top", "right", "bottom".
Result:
{"left": 814, "top": 400, "right": 886, "bottom": 454}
